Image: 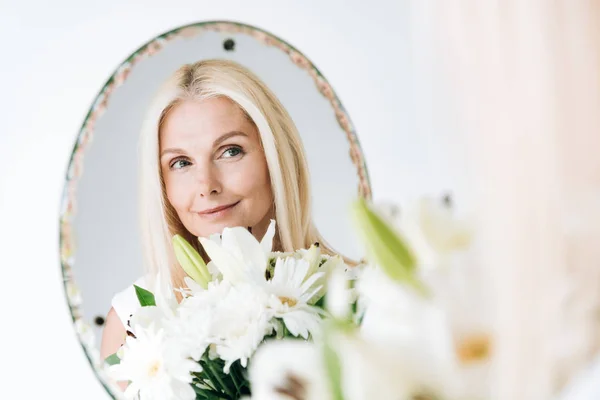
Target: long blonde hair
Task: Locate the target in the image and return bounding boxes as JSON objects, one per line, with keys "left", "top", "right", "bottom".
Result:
{"left": 139, "top": 59, "right": 337, "bottom": 291}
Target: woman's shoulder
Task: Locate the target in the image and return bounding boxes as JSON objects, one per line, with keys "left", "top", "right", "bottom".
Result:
{"left": 110, "top": 275, "right": 152, "bottom": 328}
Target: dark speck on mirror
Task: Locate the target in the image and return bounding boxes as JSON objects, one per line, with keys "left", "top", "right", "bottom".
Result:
{"left": 94, "top": 316, "right": 105, "bottom": 326}
{"left": 443, "top": 192, "right": 453, "bottom": 207}
{"left": 223, "top": 38, "right": 235, "bottom": 51}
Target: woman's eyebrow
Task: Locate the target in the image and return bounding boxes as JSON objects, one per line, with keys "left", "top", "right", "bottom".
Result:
{"left": 160, "top": 147, "right": 186, "bottom": 158}
{"left": 160, "top": 131, "right": 248, "bottom": 158}
{"left": 213, "top": 131, "right": 248, "bottom": 147}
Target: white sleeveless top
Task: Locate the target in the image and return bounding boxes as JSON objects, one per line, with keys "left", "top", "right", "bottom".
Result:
{"left": 111, "top": 276, "right": 150, "bottom": 328}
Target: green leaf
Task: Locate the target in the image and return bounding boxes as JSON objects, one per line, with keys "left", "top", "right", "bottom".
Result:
{"left": 323, "top": 328, "right": 344, "bottom": 400}
{"left": 134, "top": 285, "right": 156, "bottom": 307}
{"left": 192, "top": 384, "right": 230, "bottom": 400}
{"left": 200, "top": 358, "right": 236, "bottom": 399}
{"left": 314, "top": 294, "right": 326, "bottom": 309}
{"left": 173, "top": 235, "right": 210, "bottom": 288}
{"left": 104, "top": 353, "right": 121, "bottom": 366}
{"left": 351, "top": 198, "right": 426, "bottom": 293}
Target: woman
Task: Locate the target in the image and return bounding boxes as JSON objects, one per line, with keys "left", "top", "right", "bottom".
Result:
{"left": 100, "top": 59, "right": 341, "bottom": 374}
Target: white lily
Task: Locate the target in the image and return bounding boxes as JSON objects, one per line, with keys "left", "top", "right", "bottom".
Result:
{"left": 325, "top": 266, "right": 353, "bottom": 321}
{"left": 384, "top": 197, "right": 473, "bottom": 270}
{"left": 129, "top": 272, "right": 179, "bottom": 336}
{"left": 351, "top": 197, "right": 492, "bottom": 399}
{"left": 358, "top": 263, "right": 493, "bottom": 400}
{"left": 248, "top": 327, "right": 412, "bottom": 400}
{"left": 199, "top": 220, "right": 276, "bottom": 285}
{"left": 248, "top": 340, "right": 331, "bottom": 400}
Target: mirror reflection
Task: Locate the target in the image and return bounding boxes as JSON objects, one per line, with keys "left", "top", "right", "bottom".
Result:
{"left": 59, "top": 21, "right": 370, "bottom": 390}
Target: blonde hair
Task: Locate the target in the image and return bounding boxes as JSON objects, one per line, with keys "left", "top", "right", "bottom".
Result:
{"left": 139, "top": 59, "right": 338, "bottom": 291}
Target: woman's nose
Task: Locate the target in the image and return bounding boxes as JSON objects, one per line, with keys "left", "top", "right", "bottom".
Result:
{"left": 194, "top": 164, "right": 222, "bottom": 197}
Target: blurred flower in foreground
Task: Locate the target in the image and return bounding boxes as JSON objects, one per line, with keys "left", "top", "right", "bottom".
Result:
{"left": 248, "top": 196, "right": 493, "bottom": 400}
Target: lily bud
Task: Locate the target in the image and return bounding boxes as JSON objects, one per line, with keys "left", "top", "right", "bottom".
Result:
{"left": 172, "top": 235, "right": 210, "bottom": 288}
{"left": 303, "top": 242, "right": 322, "bottom": 277}
{"left": 351, "top": 198, "right": 425, "bottom": 293}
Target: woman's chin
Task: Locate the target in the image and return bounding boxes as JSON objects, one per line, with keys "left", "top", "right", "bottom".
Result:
{"left": 189, "top": 220, "right": 250, "bottom": 238}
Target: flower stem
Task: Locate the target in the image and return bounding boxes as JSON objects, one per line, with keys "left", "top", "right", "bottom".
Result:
{"left": 203, "top": 360, "right": 236, "bottom": 399}
{"left": 229, "top": 363, "right": 243, "bottom": 394}
{"left": 193, "top": 372, "right": 218, "bottom": 392}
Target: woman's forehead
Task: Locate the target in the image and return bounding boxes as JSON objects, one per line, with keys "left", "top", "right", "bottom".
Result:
{"left": 160, "top": 98, "right": 258, "bottom": 147}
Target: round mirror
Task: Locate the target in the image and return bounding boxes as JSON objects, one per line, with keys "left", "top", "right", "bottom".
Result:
{"left": 59, "top": 21, "right": 370, "bottom": 394}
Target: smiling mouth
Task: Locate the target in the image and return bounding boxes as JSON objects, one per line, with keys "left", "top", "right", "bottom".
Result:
{"left": 197, "top": 201, "right": 240, "bottom": 216}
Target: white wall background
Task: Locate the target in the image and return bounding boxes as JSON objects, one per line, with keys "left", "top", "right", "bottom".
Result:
{"left": 0, "top": 1, "right": 469, "bottom": 399}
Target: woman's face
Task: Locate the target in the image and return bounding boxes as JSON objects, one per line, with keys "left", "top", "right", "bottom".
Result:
{"left": 160, "top": 97, "right": 274, "bottom": 240}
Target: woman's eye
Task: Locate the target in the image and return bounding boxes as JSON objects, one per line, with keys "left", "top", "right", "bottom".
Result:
{"left": 170, "top": 159, "right": 191, "bottom": 170}
{"left": 221, "top": 146, "right": 244, "bottom": 159}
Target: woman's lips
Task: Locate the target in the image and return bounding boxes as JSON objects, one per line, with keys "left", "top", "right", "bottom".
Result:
{"left": 196, "top": 201, "right": 240, "bottom": 219}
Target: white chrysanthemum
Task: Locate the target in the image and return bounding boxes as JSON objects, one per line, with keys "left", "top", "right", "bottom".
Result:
{"left": 209, "top": 284, "right": 275, "bottom": 372}
{"left": 175, "top": 280, "right": 234, "bottom": 361}
{"left": 273, "top": 244, "right": 351, "bottom": 306}
{"left": 264, "top": 257, "right": 324, "bottom": 339}
{"left": 109, "top": 325, "right": 201, "bottom": 400}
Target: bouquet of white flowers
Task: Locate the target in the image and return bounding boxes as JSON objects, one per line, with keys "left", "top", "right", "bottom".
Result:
{"left": 104, "top": 220, "right": 356, "bottom": 400}
{"left": 106, "top": 195, "right": 507, "bottom": 400}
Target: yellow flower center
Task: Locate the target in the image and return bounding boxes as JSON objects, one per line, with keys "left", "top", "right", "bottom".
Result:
{"left": 455, "top": 334, "right": 492, "bottom": 364}
{"left": 279, "top": 296, "right": 298, "bottom": 307}
{"left": 148, "top": 361, "right": 161, "bottom": 377}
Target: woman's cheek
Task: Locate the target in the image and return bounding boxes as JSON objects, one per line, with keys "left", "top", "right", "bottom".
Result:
{"left": 222, "top": 162, "right": 258, "bottom": 193}
{"left": 165, "top": 175, "right": 191, "bottom": 212}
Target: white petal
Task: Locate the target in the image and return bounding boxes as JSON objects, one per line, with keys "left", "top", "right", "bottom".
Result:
{"left": 123, "top": 382, "right": 141, "bottom": 399}
{"left": 206, "top": 261, "right": 222, "bottom": 281}
{"left": 299, "top": 271, "right": 324, "bottom": 296}
{"left": 271, "top": 257, "right": 289, "bottom": 287}
{"left": 282, "top": 309, "right": 322, "bottom": 339}
{"left": 249, "top": 340, "right": 332, "bottom": 400}
{"left": 154, "top": 272, "right": 178, "bottom": 316}
{"left": 182, "top": 276, "right": 204, "bottom": 294}
{"left": 557, "top": 352, "right": 600, "bottom": 400}
{"left": 173, "top": 381, "right": 197, "bottom": 400}
{"left": 260, "top": 219, "right": 276, "bottom": 254}
{"left": 301, "top": 285, "right": 323, "bottom": 304}
{"left": 208, "top": 232, "right": 222, "bottom": 245}
{"left": 199, "top": 237, "right": 245, "bottom": 284}
{"left": 223, "top": 226, "right": 268, "bottom": 278}
{"left": 129, "top": 307, "right": 165, "bottom": 334}
{"left": 326, "top": 267, "right": 351, "bottom": 319}
{"left": 289, "top": 258, "right": 310, "bottom": 288}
